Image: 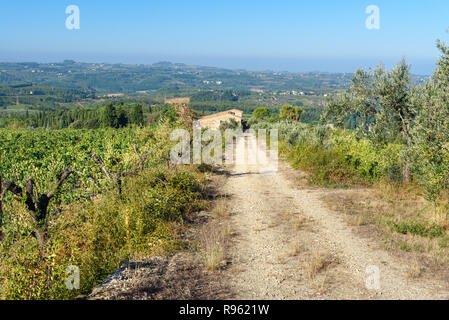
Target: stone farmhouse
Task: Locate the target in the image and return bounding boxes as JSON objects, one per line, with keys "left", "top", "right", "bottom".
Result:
{"left": 198, "top": 109, "right": 244, "bottom": 129}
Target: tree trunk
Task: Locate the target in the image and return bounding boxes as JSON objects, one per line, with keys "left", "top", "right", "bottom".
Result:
{"left": 400, "top": 123, "right": 411, "bottom": 184}
{"left": 403, "top": 160, "right": 411, "bottom": 184}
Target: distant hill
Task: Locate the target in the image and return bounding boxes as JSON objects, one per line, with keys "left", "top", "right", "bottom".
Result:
{"left": 0, "top": 61, "right": 356, "bottom": 94}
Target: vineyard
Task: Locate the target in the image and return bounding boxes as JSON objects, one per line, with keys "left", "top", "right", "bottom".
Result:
{"left": 0, "top": 117, "right": 207, "bottom": 299}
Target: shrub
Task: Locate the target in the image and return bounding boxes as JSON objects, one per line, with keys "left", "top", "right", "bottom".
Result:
{"left": 387, "top": 220, "right": 445, "bottom": 239}
{"left": 288, "top": 142, "right": 366, "bottom": 187}
{"left": 0, "top": 167, "right": 205, "bottom": 299}
{"left": 253, "top": 121, "right": 406, "bottom": 187}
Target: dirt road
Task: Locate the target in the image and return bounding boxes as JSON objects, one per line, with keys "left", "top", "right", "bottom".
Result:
{"left": 88, "top": 133, "right": 449, "bottom": 300}
{"left": 221, "top": 133, "right": 449, "bottom": 300}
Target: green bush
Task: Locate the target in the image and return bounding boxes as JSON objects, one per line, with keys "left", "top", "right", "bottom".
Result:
{"left": 387, "top": 220, "right": 445, "bottom": 239}
{"left": 0, "top": 167, "right": 205, "bottom": 299}
{"left": 253, "top": 121, "right": 404, "bottom": 187}
{"left": 287, "top": 141, "right": 364, "bottom": 187}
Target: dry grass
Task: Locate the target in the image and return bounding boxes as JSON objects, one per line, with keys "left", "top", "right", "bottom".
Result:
{"left": 221, "top": 222, "right": 232, "bottom": 238}
{"left": 311, "top": 274, "right": 329, "bottom": 296}
{"left": 286, "top": 242, "right": 302, "bottom": 257}
{"left": 345, "top": 214, "right": 371, "bottom": 226}
{"left": 293, "top": 216, "right": 308, "bottom": 231}
{"left": 406, "top": 258, "right": 423, "bottom": 279}
{"left": 213, "top": 198, "right": 229, "bottom": 217}
{"left": 429, "top": 201, "right": 449, "bottom": 230}
{"left": 199, "top": 222, "right": 227, "bottom": 270}
{"left": 373, "top": 181, "right": 423, "bottom": 202}
{"left": 278, "top": 210, "right": 291, "bottom": 221}
{"left": 268, "top": 219, "right": 281, "bottom": 229}
{"left": 322, "top": 186, "right": 449, "bottom": 266}
{"left": 303, "top": 253, "right": 328, "bottom": 280}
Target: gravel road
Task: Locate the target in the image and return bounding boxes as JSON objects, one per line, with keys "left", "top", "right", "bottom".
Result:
{"left": 222, "top": 133, "right": 449, "bottom": 300}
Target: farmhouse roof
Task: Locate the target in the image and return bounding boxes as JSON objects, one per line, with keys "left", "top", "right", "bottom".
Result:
{"left": 199, "top": 109, "right": 243, "bottom": 120}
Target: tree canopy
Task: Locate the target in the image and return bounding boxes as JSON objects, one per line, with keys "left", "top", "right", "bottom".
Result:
{"left": 280, "top": 104, "right": 305, "bottom": 122}
{"left": 252, "top": 107, "right": 270, "bottom": 120}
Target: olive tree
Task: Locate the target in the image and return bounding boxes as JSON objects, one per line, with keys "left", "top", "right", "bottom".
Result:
{"left": 323, "top": 58, "right": 414, "bottom": 182}
{"left": 409, "top": 39, "right": 449, "bottom": 199}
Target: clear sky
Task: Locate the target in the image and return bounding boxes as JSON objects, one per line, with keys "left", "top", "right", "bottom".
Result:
{"left": 0, "top": 0, "right": 448, "bottom": 74}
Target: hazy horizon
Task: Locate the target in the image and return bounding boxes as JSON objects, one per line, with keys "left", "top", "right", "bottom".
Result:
{"left": 0, "top": 55, "right": 437, "bottom": 76}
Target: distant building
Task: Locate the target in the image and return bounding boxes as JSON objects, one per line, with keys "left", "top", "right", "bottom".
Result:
{"left": 105, "top": 93, "right": 125, "bottom": 98}
{"left": 165, "top": 97, "right": 191, "bottom": 104}
{"left": 198, "top": 109, "right": 243, "bottom": 129}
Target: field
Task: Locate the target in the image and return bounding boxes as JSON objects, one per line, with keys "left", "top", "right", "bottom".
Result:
{"left": 0, "top": 116, "right": 209, "bottom": 299}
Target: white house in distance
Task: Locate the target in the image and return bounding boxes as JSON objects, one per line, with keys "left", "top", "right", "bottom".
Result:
{"left": 198, "top": 109, "right": 243, "bottom": 129}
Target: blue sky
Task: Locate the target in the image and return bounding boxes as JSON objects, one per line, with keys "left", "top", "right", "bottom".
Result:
{"left": 0, "top": 0, "right": 448, "bottom": 74}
